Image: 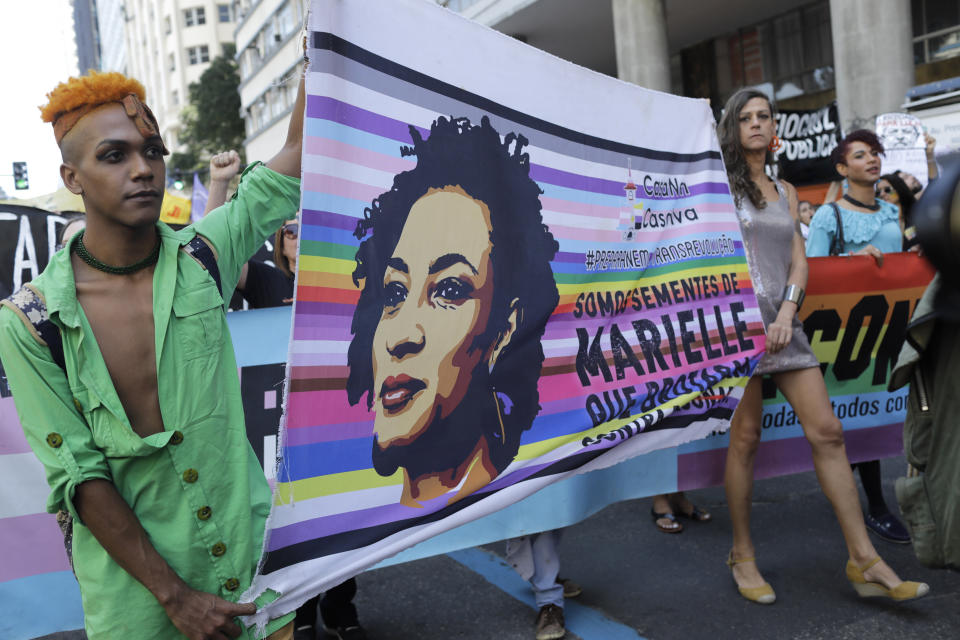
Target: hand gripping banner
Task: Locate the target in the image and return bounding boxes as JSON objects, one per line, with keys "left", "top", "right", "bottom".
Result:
{"left": 243, "top": 0, "right": 765, "bottom": 624}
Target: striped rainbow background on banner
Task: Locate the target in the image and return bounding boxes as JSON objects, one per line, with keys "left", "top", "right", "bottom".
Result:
{"left": 265, "top": 31, "right": 765, "bottom": 564}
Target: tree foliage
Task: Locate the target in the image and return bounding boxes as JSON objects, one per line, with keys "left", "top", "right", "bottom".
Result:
{"left": 171, "top": 44, "right": 245, "bottom": 173}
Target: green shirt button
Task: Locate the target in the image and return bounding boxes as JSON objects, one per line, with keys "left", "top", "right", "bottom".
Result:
{"left": 170, "top": 430, "right": 184, "bottom": 445}
{"left": 46, "top": 433, "right": 63, "bottom": 448}
{"left": 211, "top": 542, "right": 226, "bottom": 557}
{"left": 72, "top": 397, "right": 83, "bottom": 413}
{"left": 182, "top": 468, "right": 198, "bottom": 483}
{"left": 197, "top": 506, "right": 211, "bottom": 521}
{"left": 224, "top": 578, "right": 239, "bottom": 591}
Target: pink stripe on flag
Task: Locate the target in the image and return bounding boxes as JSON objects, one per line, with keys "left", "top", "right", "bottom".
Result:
{"left": 302, "top": 173, "right": 384, "bottom": 202}
{"left": 0, "top": 512, "right": 71, "bottom": 581}
{"left": 0, "top": 398, "right": 30, "bottom": 455}
{"left": 540, "top": 196, "right": 619, "bottom": 218}
{"left": 287, "top": 390, "right": 374, "bottom": 427}
{"left": 306, "top": 137, "right": 415, "bottom": 174}
{"left": 289, "top": 352, "right": 347, "bottom": 367}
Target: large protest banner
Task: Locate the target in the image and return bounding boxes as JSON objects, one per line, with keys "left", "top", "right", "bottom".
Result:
{"left": 0, "top": 204, "right": 68, "bottom": 299}
{"left": 0, "top": 257, "right": 933, "bottom": 639}
{"left": 240, "top": 0, "right": 765, "bottom": 624}
{"left": 773, "top": 102, "right": 842, "bottom": 185}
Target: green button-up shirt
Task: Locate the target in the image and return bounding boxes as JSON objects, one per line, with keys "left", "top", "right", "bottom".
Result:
{"left": 0, "top": 164, "right": 299, "bottom": 639}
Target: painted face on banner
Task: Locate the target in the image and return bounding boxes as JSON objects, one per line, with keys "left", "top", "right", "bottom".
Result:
{"left": 371, "top": 186, "right": 496, "bottom": 448}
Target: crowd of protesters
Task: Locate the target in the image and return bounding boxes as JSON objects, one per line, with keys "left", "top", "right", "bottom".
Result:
{"left": 0, "top": 55, "right": 955, "bottom": 640}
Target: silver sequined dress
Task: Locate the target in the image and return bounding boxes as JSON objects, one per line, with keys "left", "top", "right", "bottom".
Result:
{"left": 736, "top": 181, "right": 820, "bottom": 375}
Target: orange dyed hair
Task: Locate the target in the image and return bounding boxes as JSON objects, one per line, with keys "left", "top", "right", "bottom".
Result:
{"left": 40, "top": 71, "right": 146, "bottom": 123}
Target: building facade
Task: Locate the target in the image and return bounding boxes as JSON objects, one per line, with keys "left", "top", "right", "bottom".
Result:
{"left": 73, "top": 0, "right": 102, "bottom": 73}
{"left": 458, "top": 0, "right": 960, "bottom": 134}
{"left": 234, "top": 0, "right": 960, "bottom": 173}
{"left": 96, "top": 0, "right": 129, "bottom": 72}
{"left": 234, "top": 0, "right": 303, "bottom": 162}
{"left": 121, "top": 0, "right": 237, "bottom": 152}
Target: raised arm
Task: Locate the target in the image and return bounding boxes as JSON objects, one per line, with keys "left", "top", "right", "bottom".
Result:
{"left": 924, "top": 133, "right": 938, "bottom": 182}
{"left": 265, "top": 72, "right": 306, "bottom": 178}
{"left": 204, "top": 150, "right": 242, "bottom": 215}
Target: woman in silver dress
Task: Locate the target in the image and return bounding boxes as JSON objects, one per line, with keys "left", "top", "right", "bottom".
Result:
{"left": 717, "top": 88, "right": 928, "bottom": 605}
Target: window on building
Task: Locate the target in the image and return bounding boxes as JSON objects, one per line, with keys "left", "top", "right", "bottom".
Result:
{"left": 187, "top": 45, "right": 210, "bottom": 65}
{"left": 184, "top": 7, "right": 206, "bottom": 27}
{"left": 683, "top": 1, "right": 834, "bottom": 108}
{"left": 264, "top": 19, "right": 279, "bottom": 55}
{"left": 172, "top": 90, "right": 179, "bottom": 105}
{"left": 165, "top": 16, "right": 171, "bottom": 34}
{"left": 277, "top": 2, "right": 296, "bottom": 38}
{"left": 218, "top": 4, "right": 232, "bottom": 22}
{"left": 912, "top": 0, "right": 960, "bottom": 64}
{"left": 169, "top": 53, "right": 175, "bottom": 71}
{"left": 283, "top": 76, "right": 297, "bottom": 108}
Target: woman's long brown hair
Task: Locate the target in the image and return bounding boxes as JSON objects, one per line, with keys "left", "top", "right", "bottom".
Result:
{"left": 717, "top": 88, "right": 777, "bottom": 210}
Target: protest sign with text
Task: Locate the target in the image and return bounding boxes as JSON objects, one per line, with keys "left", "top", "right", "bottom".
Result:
{"left": 877, "top": 112, "right": 928, "bottom": 185}
{"left": 773, "top": 102, "right": 842, "bottom": 185}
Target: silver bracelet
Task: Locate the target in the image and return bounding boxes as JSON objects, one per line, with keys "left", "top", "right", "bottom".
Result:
{"left": 784, "top": 284, "right": 805, "bottom": 308}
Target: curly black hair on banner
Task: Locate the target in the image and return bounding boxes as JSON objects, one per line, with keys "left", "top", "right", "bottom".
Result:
{"left": 346, "top": 115, "right": 559, "bottom": 480}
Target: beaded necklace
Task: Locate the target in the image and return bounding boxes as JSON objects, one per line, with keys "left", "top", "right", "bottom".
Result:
{"left": 73, "top": 230, "right": 161, "bottom": 275}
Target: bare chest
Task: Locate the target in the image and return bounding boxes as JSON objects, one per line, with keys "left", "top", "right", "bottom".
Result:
{"left": 75, "top": 271, "right": 164, "bottom": 438}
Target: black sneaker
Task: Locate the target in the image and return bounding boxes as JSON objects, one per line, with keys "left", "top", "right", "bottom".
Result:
{"left": 535, "top": 604, "right": 565, "bottom": 640}
{"left": 322, "top": 624, "right": 368, "bottom": 640}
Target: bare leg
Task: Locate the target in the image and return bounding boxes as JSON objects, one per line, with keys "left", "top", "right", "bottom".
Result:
{"left": 724, "top": 377, "right": 767, "bottom": 589}
{"left": 773, "top": 367, "right": 904, "bottom": 588}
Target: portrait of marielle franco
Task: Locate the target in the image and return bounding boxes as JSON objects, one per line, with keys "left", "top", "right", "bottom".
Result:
{"left": 345, "top": 115, "right": 560, "bottom": 509}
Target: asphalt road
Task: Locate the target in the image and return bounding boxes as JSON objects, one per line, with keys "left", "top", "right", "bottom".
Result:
{"left": 37, "top": 455, "right": 959, "bottom": 640}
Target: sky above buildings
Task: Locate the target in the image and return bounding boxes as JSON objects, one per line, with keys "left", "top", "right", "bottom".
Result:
{"left": 0, "top": 0, "right": 80, "bottom": 198}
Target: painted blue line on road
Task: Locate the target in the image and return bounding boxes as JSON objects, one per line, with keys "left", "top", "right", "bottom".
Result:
{"left": 0, "top": 570, "right": 84, "bottom": 639}
{"left": 447, "top": 548, "right": 646, "bottom": 640}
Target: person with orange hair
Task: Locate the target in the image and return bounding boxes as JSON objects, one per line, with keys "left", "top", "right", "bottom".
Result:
{"left": 0, "top": 67, "right": 304, "bottom": 639}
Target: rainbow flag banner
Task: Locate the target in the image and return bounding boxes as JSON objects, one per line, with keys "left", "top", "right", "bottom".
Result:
{"left": 677, "top": 252, "right": 936, "bottom": 489}
{"left": 243, "top": 0, "right": 764, "bottom": 623}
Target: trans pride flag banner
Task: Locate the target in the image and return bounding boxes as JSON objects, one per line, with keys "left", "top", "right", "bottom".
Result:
{"left": 244, "top": 0, "right": 764, "bottom": 623}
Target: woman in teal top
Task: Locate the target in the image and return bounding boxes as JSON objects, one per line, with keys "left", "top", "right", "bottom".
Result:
{"left": 806, "top": 198, "right": 902, "bottom": 257}
{"left": 805, "top": 129, "right": 911, "bottom": 547}
{"left": 807, "top": 130, "right": 904, "bottom": 262}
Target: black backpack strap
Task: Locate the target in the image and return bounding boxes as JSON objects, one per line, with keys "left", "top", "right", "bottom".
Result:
{"left": 829, "top": 202, "right": 846, "bottom": 256}
{"left": 1, "top": 284, "right": 66, "bottom": 372}
{"left": 183, "top": 236, "right": 223, "bottom": 298}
